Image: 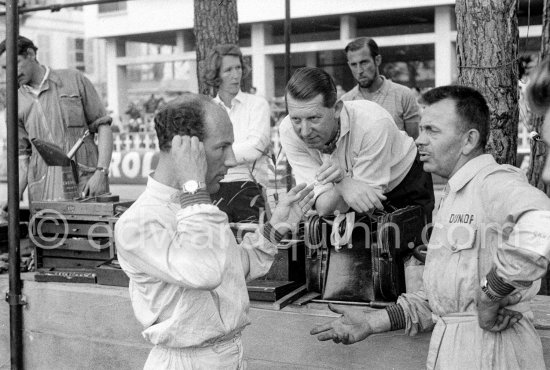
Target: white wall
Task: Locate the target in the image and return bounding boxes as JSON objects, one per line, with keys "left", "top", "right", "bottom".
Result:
{"left": 84, "top": 0, "right": 455, "bottom": 38}
{"left": 84, "top": 0, "right": 194, "bottom": 39}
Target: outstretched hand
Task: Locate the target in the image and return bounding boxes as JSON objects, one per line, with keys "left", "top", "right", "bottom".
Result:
{"left": 310, "top": 304, "right": 372, "bottom": 345}
{"left": 477, "top": 292, "right": 523, "bottom": 332}
{"left": 269, "top": 183, "right": 315, "bottom": 234}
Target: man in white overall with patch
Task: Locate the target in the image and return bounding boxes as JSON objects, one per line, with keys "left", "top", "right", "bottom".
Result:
{"left": 311, "top": 85, "right": 550, "bottom": 369}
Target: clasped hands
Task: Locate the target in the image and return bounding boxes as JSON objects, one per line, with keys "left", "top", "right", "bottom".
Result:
{"left": 315, "top": 162, "right": 386, "bottom": 213}
{"left": 476, "top": 290, "right": 523, "bottom": 332}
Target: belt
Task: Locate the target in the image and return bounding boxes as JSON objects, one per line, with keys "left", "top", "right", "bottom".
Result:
{"left": 204, "top": 329, "right": 243, "bottom": 347}
{"left": 155, "top": 330, "right": 243, "bottom": 355}
{"left": 427, "top": 303, "right": 532, "bottom": 370}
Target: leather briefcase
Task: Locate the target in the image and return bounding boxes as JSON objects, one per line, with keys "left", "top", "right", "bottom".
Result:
{"left": 305, "top": 205, "right": 426, "bottom": 302}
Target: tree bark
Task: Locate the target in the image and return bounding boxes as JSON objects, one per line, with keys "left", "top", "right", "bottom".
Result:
{"left": 456, "top": 0, "right": 519, "bottom": 165}
{"left": 194, "top": 0, "right": 238, "bottom": 96}
{"left": 527, "top": 0, "right": 550, "bottom": 196}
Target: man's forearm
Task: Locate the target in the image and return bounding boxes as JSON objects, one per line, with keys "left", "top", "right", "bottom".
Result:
{"left": 368, "top": 307, "right": 394, "bottom": 334}
{"left": 96, "top": 125, "right": 113, "bottom": 168}
{"left": 315, "top": 188, "right": 349, "bottom": 216}
{"left": 18, "top": 155, "right": 29, "bottom": 200}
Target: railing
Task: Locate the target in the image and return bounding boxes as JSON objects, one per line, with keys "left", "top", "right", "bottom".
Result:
{"left": 112, "top": 132, "right": 160, "bottom": 151}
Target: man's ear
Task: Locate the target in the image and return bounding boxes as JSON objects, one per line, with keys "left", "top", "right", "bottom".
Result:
{"left": 375, "top": 55, "right": 382, "bottom": 67}
{"left": 26, "top": 48, "right": 36, "bottom": 61}
{"left": 462, "top": 129, "right": 481, "bottom": 155}
{"left": 333, "top": 99, "right": 344, "bottom": 119}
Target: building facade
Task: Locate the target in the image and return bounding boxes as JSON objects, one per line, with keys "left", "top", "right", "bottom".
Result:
{"left": 83, "top": 0, "right": 543, "bottom": 125}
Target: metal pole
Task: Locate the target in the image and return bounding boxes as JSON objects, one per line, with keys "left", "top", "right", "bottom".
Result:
{"left": 284, "top": 0, "right": 291, "bottom": 85}
{"left": 5, "top": 0, "right": 23, "bottom": 368}
{"left": 0, "top": 0, "right": 132, "bottom": 16}
{"left": 284, "top": 0, "right": 292, "bottom": 191}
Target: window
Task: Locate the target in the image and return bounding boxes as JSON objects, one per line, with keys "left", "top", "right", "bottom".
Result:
{"left": 36, "top": 35, "right": 50, "bottom": 66}
{"left": 85, "top": 39, "right": 95, "bottom": 75}
{"left": 68, "top": 37, "right": 85, "bottom": 72}
{"left": 98, "top": 1, "right": 127, "bottom": 13}
{"left": 25, "top": 0, "right": 48, "bottom": 5}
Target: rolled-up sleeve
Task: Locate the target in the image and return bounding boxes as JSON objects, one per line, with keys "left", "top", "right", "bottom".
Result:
{"left": 18, "top": 117, "right": 31, "bottom": 157}
{"left": 493, "top": 210, "right": 550, "bottom": 289}
{"left": 76, "top": 72, "right": 112, "bottom": 133}
{"left": 397, "top": 288, "right": 435, "bottom": 336}
{"left": 482, "top": 169, "right": 550, "bottom": 290}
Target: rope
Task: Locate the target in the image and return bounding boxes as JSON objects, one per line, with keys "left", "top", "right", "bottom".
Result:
{"left": 330, "top": 212, "right": 355, "bottom": 250}
{"left": 457, "top": 57, "right": 519, "bottom": 71}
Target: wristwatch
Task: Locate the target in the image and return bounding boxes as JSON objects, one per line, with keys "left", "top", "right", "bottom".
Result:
{"left": 480, "top": 277, "right": 503, "bottom": 302}
{"left": 182, "top": 180, "right": 205, "bottom": 194}
{"left": 96, "top": 167, "right": 109, "bottom": 176}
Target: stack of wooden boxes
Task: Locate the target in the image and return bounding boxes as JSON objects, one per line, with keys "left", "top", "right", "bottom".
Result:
{"left": 29, "top": 199, "right": 132, "bottom": 284}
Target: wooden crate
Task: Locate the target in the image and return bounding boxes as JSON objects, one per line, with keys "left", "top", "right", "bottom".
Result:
{"left": 30, "top": 212, "right": 118, "bottom": 270}
{"left": 30, "top": 200, "right": 133, "bottom": 217}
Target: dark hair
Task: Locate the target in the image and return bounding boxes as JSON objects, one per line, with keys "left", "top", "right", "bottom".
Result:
{"left": 344, "top": 37, "right": 379, "bottom": 58}
{"left": 285, "top": 67, "right": 337, "bottom": 108}
{"left": 526, "top": 58, "right": 550, "bottom": 116}
{"left": 154, "top": 93, "right": 212, "bottom": 152}
{"left": 518, "top": 55, "right": 533, "bottom": 80}
{"left": 204, "top": 44, "right": 250, "bottom": 87}
{"left": 0, "top": 35, "right": 37, "bottom": 56}
{"left": 420, "top": 85, "right": 490, "bottom": 150}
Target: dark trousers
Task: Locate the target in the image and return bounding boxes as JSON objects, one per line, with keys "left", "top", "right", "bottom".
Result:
{"left": 211, "top": 181, "right": 265, "bottom": 223}
{"left": 385, "top": 155, "right": 435, "bottom": 223}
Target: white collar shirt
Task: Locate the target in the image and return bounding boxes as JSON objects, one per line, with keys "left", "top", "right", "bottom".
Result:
{"left": 213, "top": 90, "right": 271, "bottom": 185}
{"left": 279, "top": 100, "right": 417, "bottom": 199}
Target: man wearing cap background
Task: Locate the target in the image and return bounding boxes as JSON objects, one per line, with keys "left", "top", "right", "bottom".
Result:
{"left": 0, "top": 35, "right": 112, "bottom": 204}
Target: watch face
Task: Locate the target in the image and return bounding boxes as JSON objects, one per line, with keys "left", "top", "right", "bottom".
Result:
{"left": 184, "top": 180, "right": 199, "bottom": 193}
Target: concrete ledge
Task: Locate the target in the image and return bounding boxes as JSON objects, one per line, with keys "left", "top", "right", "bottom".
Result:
{"left": 0, "top": 274, "right": 549, "bottom": 369}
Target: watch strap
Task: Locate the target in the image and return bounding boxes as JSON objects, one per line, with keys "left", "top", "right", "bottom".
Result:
{"left": 96, "top": 166, "right": 108, "bottom": 175}
{"left": 176, "top": 189, "right": 211, "bottom": 208}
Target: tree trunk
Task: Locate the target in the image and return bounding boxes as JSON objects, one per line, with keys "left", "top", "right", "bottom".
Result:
{"left": 456, "top": 0, "right": 519, "bottom": 165}
{"left": 527, "top": 0, "right": 550, "bottom": 196}
{"left": 194, "top": 0, "right": 238, "bottom": 96}
{"left": 527, "top": 0, "right": 550, "bottom": 296}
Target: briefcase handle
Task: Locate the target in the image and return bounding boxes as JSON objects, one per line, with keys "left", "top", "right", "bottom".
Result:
{"left": 412, "top": 244, "right": 427, "bottom": 263}
{"left": 358, "top": 201, "right": 400, "bottom": 222}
